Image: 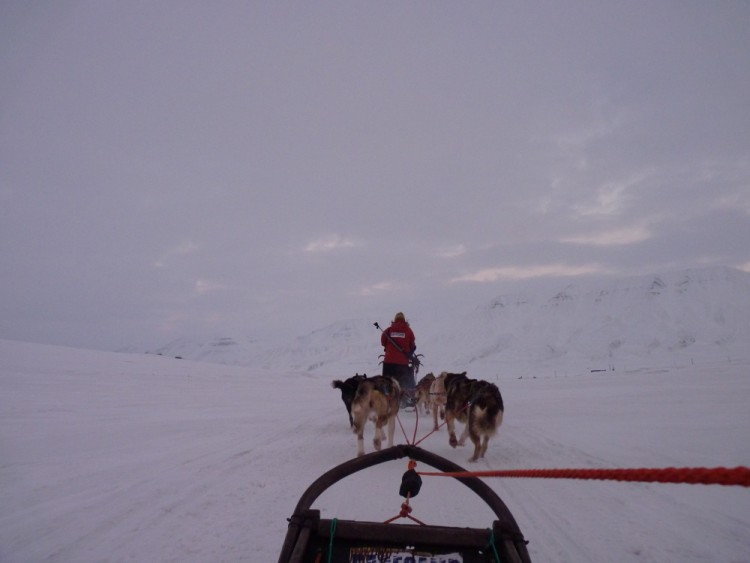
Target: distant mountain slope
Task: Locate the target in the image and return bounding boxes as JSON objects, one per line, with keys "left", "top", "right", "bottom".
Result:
{"left": 146, "top": 266, "right": 750, "bottom": 375}
{"left": 148, "top": 336, "right": 265, "bottom": 365}
{"left": 425, "top": 266, "right": 750, "bottom": 373}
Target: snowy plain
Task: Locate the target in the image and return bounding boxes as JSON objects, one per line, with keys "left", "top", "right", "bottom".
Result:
{"left": 1, "top": 338, "right": 749, "bottom": 562}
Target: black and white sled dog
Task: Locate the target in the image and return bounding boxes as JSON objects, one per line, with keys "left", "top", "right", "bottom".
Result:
{"left": 331, "top": 373, "right": 368, "bottom": 428}
{"left": 443, "top": 371, "right": 504, "bottom": 462}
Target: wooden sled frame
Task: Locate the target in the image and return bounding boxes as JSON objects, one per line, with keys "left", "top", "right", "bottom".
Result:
{"left": 278, "top": 444, "right": 531, "bottom": 563}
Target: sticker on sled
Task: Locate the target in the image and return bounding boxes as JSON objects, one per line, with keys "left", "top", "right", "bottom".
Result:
{"left": 349, "top": 546, "right": 462, "bottom": 563}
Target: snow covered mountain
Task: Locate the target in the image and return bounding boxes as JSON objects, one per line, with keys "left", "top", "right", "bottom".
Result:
{"left": 147, "top": 335, "right": 266, "bottom": 365}
{"left": 146, "top": 266, "right": 750, "bottom": 375}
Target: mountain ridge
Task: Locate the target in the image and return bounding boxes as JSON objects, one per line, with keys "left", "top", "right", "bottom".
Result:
{"left": 146, "top": 266, "right": 750, "bottom": 375}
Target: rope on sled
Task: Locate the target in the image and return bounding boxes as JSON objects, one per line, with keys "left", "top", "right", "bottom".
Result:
{"left": 417, "top": 466, "right": 750, "bottom": 487}
{"left": 326, "top": 518, "right": 337, "bottom": 563}
{"left": 486, "top": 527, "right": 502, "bottom": 563}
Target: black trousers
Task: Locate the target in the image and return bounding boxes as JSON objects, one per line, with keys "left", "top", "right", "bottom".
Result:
{"left": 382, "top": 363, "right": 415, "bottom": 404}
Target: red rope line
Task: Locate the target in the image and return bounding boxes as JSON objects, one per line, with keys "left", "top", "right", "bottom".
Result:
{"left": 418, "top": 466, "right": 750, "bottom": 487}
{"left": 383, "top": 492, "right": 427, "bottom": 526}
{"left": 413, "top": 400, "right": 473, "bottom": 447}
{"left": 395, "top": 393, "right": 425, "bottom": 445}
{"left": 395, "top": 411, "right": 412, "bottom": 445}
{"left": 410, "top": 403, "right": 419, "bottom": 444}
{"left": 413, "top": 416, "right": 447, "bottom": 446}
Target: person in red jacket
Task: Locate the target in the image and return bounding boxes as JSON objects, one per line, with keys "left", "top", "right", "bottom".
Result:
{"left": 381, "top": 312, "right": 417, "bottom": 408}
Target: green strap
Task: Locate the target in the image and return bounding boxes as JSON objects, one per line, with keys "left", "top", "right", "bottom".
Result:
{"left": 327, "top": 518, "right": 338, "bottom": 563}
{"left": 487, "top": 527, "right": 502, "bottom": 563}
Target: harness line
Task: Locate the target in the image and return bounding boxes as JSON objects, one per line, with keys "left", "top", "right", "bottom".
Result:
{"left": 383, "top": 492, "right": 427, "bottom": 526}
{"left": 412, "top": 397, "right": 475, "bottom": 447}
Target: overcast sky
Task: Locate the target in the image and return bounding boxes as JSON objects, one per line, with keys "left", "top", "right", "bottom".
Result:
{"left": 2, "top": 1, "right": 749, "bottom": 351}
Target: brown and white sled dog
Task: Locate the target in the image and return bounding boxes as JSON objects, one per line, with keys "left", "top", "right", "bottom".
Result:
{"left": 414, "top": 372, "right": 436, "bottom": 416}
{"left": 350, "top": 375, "right": 401, "bottom": 457}
{"left": 444, "top": 372, "right": 504, "bottom": 462}
{"left": 429, "top": 372, "right": 449, "bottom": 431}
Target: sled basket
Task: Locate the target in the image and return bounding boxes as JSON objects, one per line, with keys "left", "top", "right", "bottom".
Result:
{"left": 278, "top": 444, "right": 531, "bottom": 563}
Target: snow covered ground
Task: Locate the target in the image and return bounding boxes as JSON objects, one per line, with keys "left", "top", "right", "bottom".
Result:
{"left": 1, "top": 338, "right": 749, "bottom": 562}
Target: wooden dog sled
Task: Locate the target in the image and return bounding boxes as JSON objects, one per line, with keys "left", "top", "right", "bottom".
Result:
{"left": 278, "top": 444, "right": 531, "bottom": 563}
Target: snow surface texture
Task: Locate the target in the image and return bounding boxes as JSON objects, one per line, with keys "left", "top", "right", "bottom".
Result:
{"left": 148, "top": 266, "right": 750, "bottom": 378}
{"left": 1, "top": 338, "right": 749, "bottom": 562}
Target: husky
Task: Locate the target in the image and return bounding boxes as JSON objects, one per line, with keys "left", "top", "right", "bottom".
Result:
{"left": 414, "top": 372, "right": 436, "bottom": 416}
{"left": 331, "top": 373, "right": 368, "bottom": 427}
{"left": 444, "top": 372, "right": 504, "bottom": 462}
{"left": 350, "top": 375, "right": 401, "bottom": 457}
{"left": 428, "top": 371, "right": 449, "bottom": 431}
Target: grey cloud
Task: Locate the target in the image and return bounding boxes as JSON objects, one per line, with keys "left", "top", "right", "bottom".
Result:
{"left": 1, "top": 2, "right": 748, "bottom": 350}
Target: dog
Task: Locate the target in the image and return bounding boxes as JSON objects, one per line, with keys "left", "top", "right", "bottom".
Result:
{"left": 444, "top": 372, "right": 504, "bottom": 462}
{"left": 414, "top": 372, "right": 436, "bottom": 415}
{"left": 429, "top": 371, "right": 449, "bottom": 431}
{"left": 331, "top": 373, "right": 368, "bottom": 427}
{"left": 350, "top": 375, "right": 401, "bottom": 457}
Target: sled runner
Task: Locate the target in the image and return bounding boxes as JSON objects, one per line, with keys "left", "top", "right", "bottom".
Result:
{"left": 278, "top": 444, "right": 531, "bottom": 563}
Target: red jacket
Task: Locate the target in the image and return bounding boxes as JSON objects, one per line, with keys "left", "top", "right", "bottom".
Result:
{"left": 381, "top": 320, "right": 416, "bottom": 365}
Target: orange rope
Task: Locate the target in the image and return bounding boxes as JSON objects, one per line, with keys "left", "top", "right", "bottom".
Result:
{"left": 413, "top": 400, "right": 473, "bottom": 447}
{"left": 418, "top": 466, "right": 750, "bottom": 487}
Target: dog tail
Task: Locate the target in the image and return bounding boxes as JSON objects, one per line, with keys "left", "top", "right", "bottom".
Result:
{"left": 331, "top": 379, "right": 344, "bottom": 390}
{"left": 473, "top": 383, "right": 503, "bottom": 410}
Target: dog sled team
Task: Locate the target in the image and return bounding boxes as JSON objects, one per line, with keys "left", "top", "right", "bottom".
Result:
{"left": 331, "top": 312, "right": 504, "bottom": 461}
